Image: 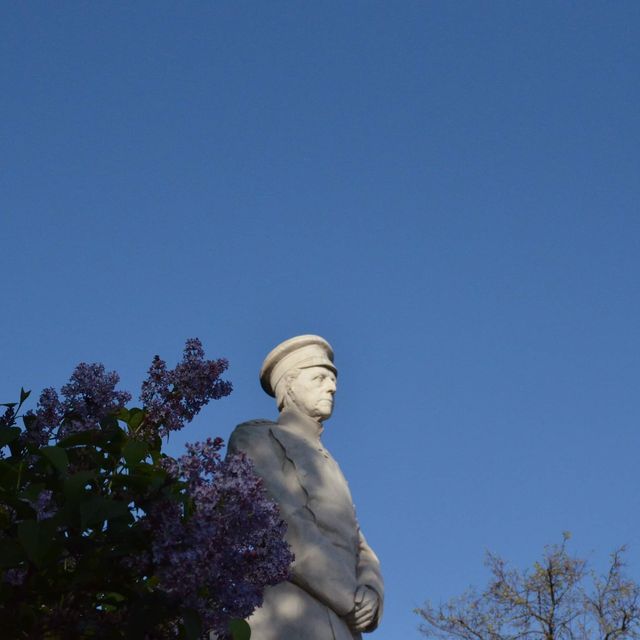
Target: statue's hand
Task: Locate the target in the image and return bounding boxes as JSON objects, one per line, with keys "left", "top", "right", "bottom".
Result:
{"left": 345, "top": 585, "right": 379, "bottom": 632}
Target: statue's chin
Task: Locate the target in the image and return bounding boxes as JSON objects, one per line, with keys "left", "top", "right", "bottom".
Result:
{"left": 316, "top": 403, "right": 333, "bottom": 422}
{"left": 287, "top": 401, "right": 333, "bottom": 422}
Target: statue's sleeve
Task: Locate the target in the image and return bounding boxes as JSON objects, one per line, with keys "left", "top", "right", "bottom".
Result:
{"left": 228, "top": 424, "right": 357, "bottom": 617}
{"left": 356, "top": 528, "right": 384, "bottom": 630}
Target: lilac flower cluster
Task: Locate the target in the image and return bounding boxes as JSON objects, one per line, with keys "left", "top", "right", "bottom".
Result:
{"left": 22, "top": 388, "right": 63, "bottom": 446}
{"left": 17, "top": 340, "right": 230, "bottom": 445}
{"left": 32, "top": 489, "right": 56, "bottom": 521}
{"left": 22, "top": 365, "right": 131, "bottom": 445}
{"left": 1, "top": 501, "right": 24, "bottom": 585}
{"left": 0, "top": 405, "right": 15, "bottom": 429}
{"left": 148, "top": 438, "right": 293, "bottom": 637}
{"left": 60, "top": 363, "right": 132, "bottom": 436}
{"left": 140, "top": 339, "right": 232, "bottom": 437}
{"left": 0, "top": 406, "right": 16, "bottom": 457}
{"left": 3, "top": 567, "right": 27, "bottom": 586}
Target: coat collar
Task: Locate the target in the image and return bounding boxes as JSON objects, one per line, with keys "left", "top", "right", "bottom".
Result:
{"left": 277, "top": 408, "right": 324, "bottom": 441}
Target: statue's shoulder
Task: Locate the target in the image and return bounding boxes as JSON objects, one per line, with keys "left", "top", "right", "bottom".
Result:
{"left": 233, "top": 418, "right": 276, "bottom": 432}
{"left": 230, "top": 418, "right": 276, "bottom": 443}
{"left": 228, "top": 419, "right": 278, "bottom": 457}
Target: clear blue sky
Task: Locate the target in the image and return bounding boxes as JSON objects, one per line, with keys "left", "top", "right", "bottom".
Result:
{"left": 1, "top": 2, "right": 639, "bottom": 637}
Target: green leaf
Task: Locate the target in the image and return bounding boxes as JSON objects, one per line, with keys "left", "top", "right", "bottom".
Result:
{"left": 80, "top": 495, "right": 130, "bottom": 528}
{"left": 18, "top": 482, "right": 46, "bottom": 503}
{"left": 128, "top": 408, "right": 145, "bottom": 430}
{"left": 0, "top": 461, "right": 18, "bottom": 489}
{"left": 17, "top": 602, "right": 37, "bottom": 629}
{"left": 122, "top": 439, "right": 148, "bottom": 467}
{"left": 145, "top": 575, "right": 160, "bottom": 589}
{"left": 182, "top": 609, "right": 202, "bottom": 640}
{"left": 0, "top": 539, "right": 25, "bottom": 567}
{"left": 39, "top": 446, "right": 69, "bottom": 474}
{"left": 100, "top": 414, "right": 121, "bottom": 431}
{"left": 229, "top": 619, "right": 251, "bottom": 640}
{"left": 17, "top": 520, "right": 54, "bottom": 567}
{"left": 22, "top": 414, "right": 37, "bottom": 430}
{"left": 99, "top": 421, "right": 126, "bottom": 450}
{"left": 19, "top": 388, "right": 31, "bottom": 404}
{"left": 125, "top": 593, "right": 169, "bottom": 638}
{"left": 111, "top": 473, "right": 153, "bottom": 493}
{"left": 58, "top": 429, "right": 99, "bottom": 447}
{"left": 63, "top": 470, "right": 96, "bottom": 503}
{"left": 17, "top": 520, "right": 39, "bottom": 561}
{"left": 0, "top": 426, "right": 21, "bottom": 448}
{"left": 98, "top": 591, "right": 126, "bottom": 603}
{"left": 2, "top": 497, "right": 33, "bottom": 521}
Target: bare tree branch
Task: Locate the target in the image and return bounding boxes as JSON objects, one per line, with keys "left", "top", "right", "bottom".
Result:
{"left": 417, "top": 537, "right": 640, "bottom": 640}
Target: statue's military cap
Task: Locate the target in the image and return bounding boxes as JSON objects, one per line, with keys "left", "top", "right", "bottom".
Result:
{"left": 259, "top": 335, "right": 337, "bottom": 397}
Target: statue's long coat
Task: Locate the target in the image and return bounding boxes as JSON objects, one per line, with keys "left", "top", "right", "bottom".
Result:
{"left": 227, "top": 409, "right": 384, "bottom": 640}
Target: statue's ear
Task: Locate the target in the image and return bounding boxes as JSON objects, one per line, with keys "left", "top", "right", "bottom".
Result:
{"left": 284, "top": 378, "right": 298, "bottom": 407}
{"left": 285, "top": 384, "right": 294, "bottom": 404}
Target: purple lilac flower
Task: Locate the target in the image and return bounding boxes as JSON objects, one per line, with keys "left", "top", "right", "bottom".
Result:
{"left": 0, "top": 406, "right": 15, "bottom": 457}
{"left": 22, "top": 387, "right": 64, "bottom": 447}
{"left": 59, "top": 363, "right": 131, "bottom": 436}
{"left": 140, "top": 339, "right": 232, "bottom": 437}
{"left": 32, "top": 489, "right": 56, "bottom": 521}
{"left": 0, "top": 504, "right": 17, "bottom": 528}
{"left": 159, "top": 454, "right": 180, "bottom": 479}
{"left": 3, "top": 567, "right": 27, "bottom": 586}
{"left": 146, "top": 438, "right": 292, "bottom": 637}
{"left": 21, "top": 366, "right": 130, "bottom": 444}
{"left": 0, "top": 405, "right": 15, "bottom": 429}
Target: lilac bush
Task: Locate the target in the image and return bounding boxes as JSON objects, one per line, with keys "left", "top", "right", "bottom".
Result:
{"left": 148, "top": 438, "right": 292, "bottom": 634}
{"left": 0, "top": 339, "right": 292, "bottom": 639}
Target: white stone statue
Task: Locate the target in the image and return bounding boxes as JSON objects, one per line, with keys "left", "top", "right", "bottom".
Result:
{"left": 228, "top": 335, "right": 384, "bottom": 640}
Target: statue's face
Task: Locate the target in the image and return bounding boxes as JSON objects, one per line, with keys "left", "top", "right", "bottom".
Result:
{"left": 287, "top": 366, "right": 337, "bottom": 422}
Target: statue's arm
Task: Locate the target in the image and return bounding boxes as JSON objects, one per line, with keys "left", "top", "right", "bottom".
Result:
{"left": 356, "top": 528, "right": 384, "bottom": 631}
{"left": 228, "top": 425, "right": 357, "bottom": 616}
